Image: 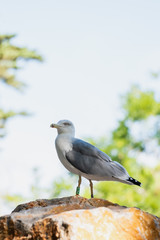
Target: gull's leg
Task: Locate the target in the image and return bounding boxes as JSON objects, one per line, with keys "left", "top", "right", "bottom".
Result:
{"left": 89, "top": 179, "right": 94, "bottom": 198}
{"left": 76, "top": 175, "right": 82, "bottom": 195}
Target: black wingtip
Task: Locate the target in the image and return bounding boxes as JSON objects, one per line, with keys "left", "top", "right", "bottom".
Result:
{"left": 128, "top": 177, "right": 142, "bottom": 187}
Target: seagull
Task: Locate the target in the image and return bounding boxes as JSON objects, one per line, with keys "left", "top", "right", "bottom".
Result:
{"left": 50, "top": 119, "right": 141, "bottom": 198}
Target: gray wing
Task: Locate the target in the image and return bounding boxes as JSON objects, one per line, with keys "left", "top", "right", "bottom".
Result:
{"left": 65, "top": 138, "right": 129, "bottom": 179}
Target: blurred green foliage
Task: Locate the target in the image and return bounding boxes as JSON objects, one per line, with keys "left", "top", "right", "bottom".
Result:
{"left": 0, "top": 34, "right": 43, "bottom": 138}
{"left": 123, "top": 85, "right": 160, "bottom": 120}
{"left": 50, "top": 177, "right": 75, "bottom": 198}
{"left": 49, "top": 85, "right": 160, "bottom": 217}
{"left": 0, "top": 34, "right": 42, "bottom": 89}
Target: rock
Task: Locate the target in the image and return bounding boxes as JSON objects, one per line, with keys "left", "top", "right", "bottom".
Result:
{"left": 0, "top": 196, "right": 160, "bottom": 240}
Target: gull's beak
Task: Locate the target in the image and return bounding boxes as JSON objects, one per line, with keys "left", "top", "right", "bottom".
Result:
{"left": 50, "top": 123, "right": 60, "bottom": 128}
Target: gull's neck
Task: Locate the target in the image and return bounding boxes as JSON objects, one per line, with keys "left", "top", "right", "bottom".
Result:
{"left": 55, "top": 132, "right": 74, "bottom": 153}
{"left": 57, "top": 132, "right": 75, "bottom": 139}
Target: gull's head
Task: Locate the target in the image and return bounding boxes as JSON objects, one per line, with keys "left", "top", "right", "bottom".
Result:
{"left": 50, "top": 120, "right": 75, "bottom": 136}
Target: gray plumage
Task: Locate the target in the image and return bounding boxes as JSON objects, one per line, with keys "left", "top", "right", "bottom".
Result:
{"left": 50, "top": 119, "right": 141, "bottom": 198}
{"left": 66, "top": 139, "right": 129, "bottom": 182}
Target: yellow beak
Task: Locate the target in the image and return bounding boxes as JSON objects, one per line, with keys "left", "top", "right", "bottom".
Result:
{"left": 50, "top": 123, "right": 60, "bottom": 128}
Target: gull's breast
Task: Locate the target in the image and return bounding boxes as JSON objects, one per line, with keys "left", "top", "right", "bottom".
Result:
{"left": 55, "top": 136, "right": 81, "bottom": 175}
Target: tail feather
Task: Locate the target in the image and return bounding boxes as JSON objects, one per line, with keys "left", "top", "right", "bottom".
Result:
{"left": 127, "top": 177, "right": 141, "bottom": 187}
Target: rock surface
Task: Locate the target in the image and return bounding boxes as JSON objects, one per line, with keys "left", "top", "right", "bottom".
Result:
{"left": 0, "top": 196, "right": 160, "bottom": 240}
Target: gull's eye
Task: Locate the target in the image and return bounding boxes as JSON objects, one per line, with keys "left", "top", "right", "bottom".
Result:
{"left": 63, "top": 122, "right": 71, "bottom": 126}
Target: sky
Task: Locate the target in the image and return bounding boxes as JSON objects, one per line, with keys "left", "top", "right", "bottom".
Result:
{"left": 0, "top": 0, "right": 160, "bottom": 214}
